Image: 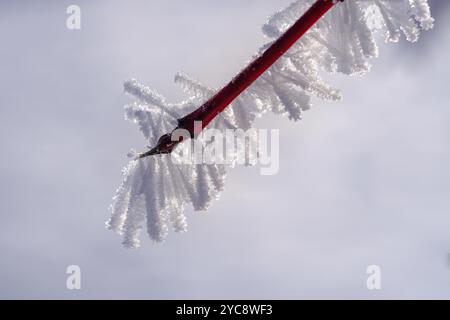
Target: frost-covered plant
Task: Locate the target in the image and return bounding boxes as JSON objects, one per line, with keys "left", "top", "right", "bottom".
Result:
{"left": 108, "top": 0, "right": 434, "bottom": 248}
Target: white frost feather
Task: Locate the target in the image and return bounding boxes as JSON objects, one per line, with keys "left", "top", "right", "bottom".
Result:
{"left": 108, "top": 0, "right": 433, "bottom": 248}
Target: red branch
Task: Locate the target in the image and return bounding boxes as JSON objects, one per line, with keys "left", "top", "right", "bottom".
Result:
{"left": 141, "top": 0, "right": 341, "bottom": 158}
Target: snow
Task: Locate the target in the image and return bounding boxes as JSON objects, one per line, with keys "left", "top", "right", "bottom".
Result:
{"left": 108, "top": 0, "right": 434, "bottom": 248}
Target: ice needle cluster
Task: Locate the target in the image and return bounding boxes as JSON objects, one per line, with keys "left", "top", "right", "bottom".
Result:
{"left": 108, "top": 0, "right": 433, "bottom": 248}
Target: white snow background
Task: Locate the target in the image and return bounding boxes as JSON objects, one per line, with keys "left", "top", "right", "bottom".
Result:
{"left": 0, "top": 0, "right": 449, "bottom": 299}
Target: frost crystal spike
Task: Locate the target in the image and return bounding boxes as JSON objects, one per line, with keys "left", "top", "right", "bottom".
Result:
{"left": 108, "top": 0, "right": 434, "bottom": 248}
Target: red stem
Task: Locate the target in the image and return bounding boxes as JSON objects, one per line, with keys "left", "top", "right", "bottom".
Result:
{"left": 143, "top": 0, "right": 340, "bottom": 157}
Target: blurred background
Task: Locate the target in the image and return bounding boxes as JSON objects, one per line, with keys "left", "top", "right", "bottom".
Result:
{"left": 0, "top": 0, "right": 449, "bottom": 299}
